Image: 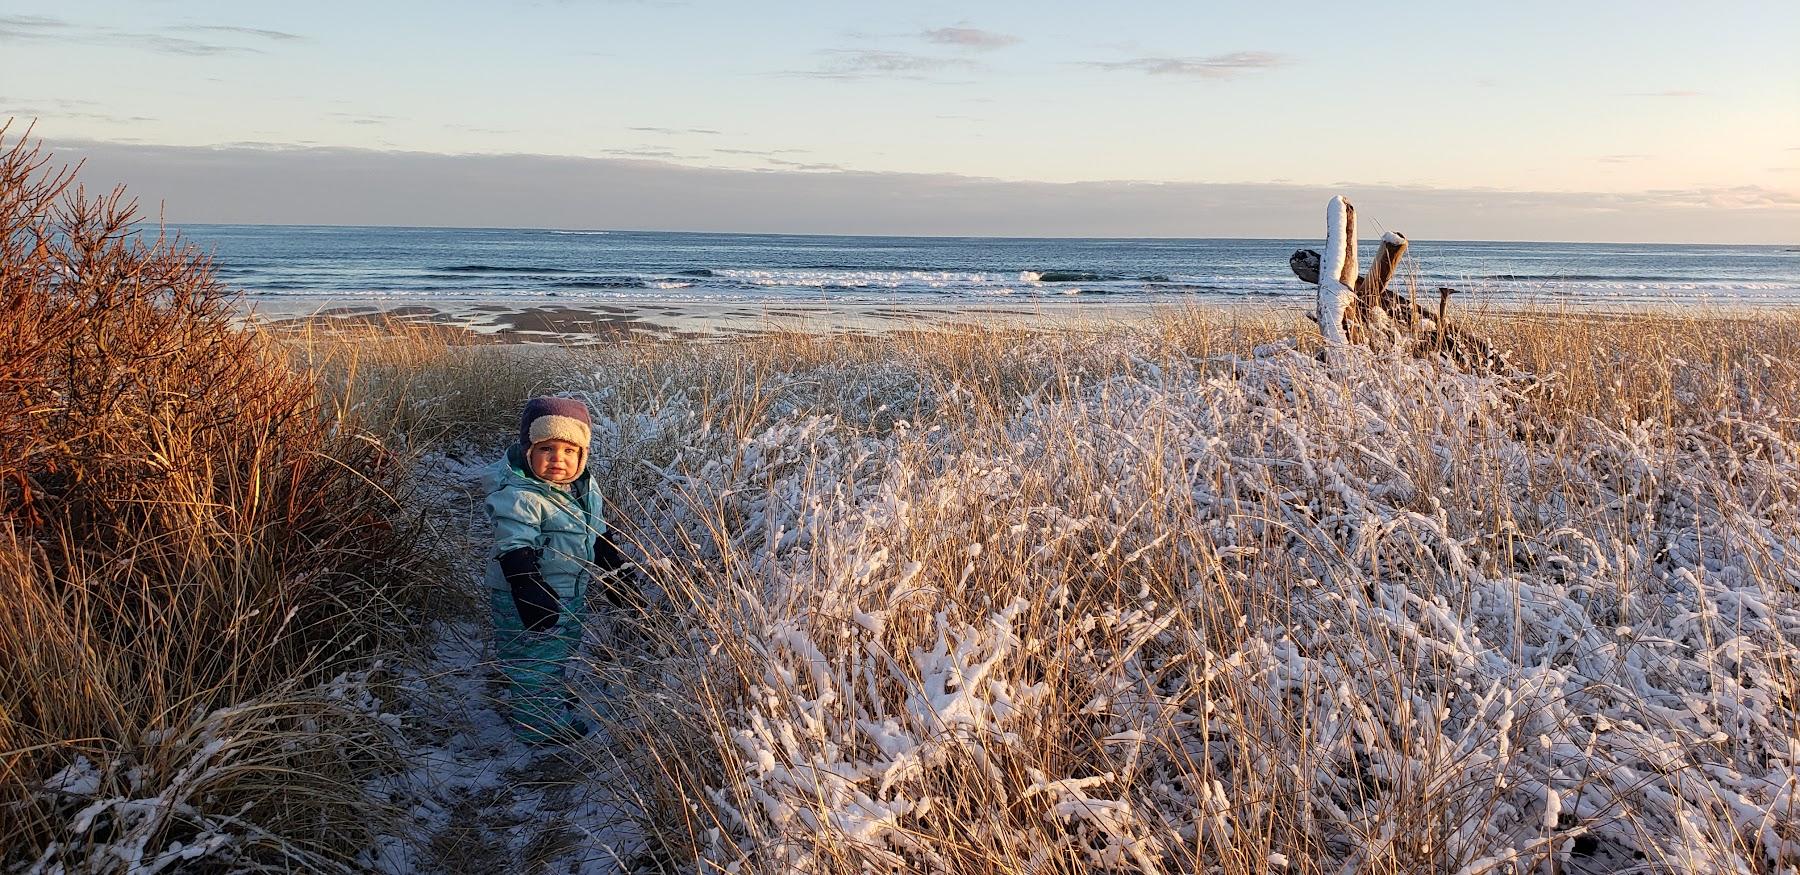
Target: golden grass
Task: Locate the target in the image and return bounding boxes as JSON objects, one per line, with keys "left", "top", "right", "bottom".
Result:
{"left": 513, "top": 305, "right": 1800, "bottom": 873}
{"left": 0, "top": 127, "right": 442, "bottom": 871}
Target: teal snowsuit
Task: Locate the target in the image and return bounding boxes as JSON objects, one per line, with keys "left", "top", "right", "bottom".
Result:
{"left": 483, "top": 444, "right": 607, "bottom": 740}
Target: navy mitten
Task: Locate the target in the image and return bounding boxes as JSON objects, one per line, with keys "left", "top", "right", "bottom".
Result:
{"left": 499, "top": 547, "right": 559, "bottom": 632}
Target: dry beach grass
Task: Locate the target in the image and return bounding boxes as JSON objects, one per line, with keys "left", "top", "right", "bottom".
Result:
{"left": 5, "top": 127, "right": 1799, "bottom": 873}
{"left": 524, "top": 309, "right": 1799, "bottom": 874}
{"left": 0, "top": 131, "right": 442, "bottom": 871}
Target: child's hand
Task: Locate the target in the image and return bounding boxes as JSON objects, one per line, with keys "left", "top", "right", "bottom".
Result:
{"left": 592, "top": 534, "right": 628, "bottom": 573}
{"left": 592, "top": 563, "right": 645, "bottom": 611}
{"left": 499, "top": 547, "right": 560, "bottom": 633}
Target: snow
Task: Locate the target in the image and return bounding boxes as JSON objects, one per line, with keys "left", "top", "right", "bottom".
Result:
{"left": 1319, "top": 196, "right": 1356, "bottom": 345}
{"left": 562, "top": 333, "right": 1800, "bottom": 872}
{"left": 44, "top": 324, "right": 1796, "bottom": 872}
{"left": 25, "top": 693, "right": 386, "bottom": 874}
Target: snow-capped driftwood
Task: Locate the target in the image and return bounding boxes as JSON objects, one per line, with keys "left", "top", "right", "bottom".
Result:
{"left": 1316, "top": 196, "right": 1357, "bottom": 345}
{"left": 1292, "top": 197, "right": 1507, "bottom": 373}
{"left": 1359, "top": 231, "right": 1407, "bottom": 303}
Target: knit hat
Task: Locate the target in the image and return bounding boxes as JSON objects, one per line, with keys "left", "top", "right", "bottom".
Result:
{"left": 518, "top": 396, "right": 592, "bottom": 453}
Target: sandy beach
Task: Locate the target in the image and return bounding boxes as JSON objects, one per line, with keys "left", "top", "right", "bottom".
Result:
{"left": 250, "top": 292, "right": 1800, "bottom": 352}
{"left": 247, "top": 295, "right": 1256, "bottom": 343}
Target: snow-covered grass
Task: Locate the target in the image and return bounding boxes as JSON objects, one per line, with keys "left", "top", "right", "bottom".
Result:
{"left": 542, "top": 307, "right": 1800, "bottom": 873}
{"left": 30, "top": 292, "right": 1787, "bottom": 872}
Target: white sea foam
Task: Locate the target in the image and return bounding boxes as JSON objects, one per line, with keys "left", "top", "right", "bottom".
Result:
{"left": 713, "top": 268, "right": 1014, "bottom": 288}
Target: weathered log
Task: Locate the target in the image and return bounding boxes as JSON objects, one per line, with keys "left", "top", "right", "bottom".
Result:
{"left": 1289, "top": 249, "right": 1321, "bottom": 285}
{"left": 1351, "top": 231, "right": 1409, "bottom": 340}
{"left": 1317, "top": 196, "right": 1357, "bottom": 345}
{"left": 1296, "top": 232, "right": 1404, "bottom": 304}
{"left": 1290, "top": 199, "right": 1512, "bottom": 375}
{"left": 1358, "top": 232, "right": 1406, "bottom": 300}
{"left": 1336, "top": 201, "right": 1358, "bottom": 288}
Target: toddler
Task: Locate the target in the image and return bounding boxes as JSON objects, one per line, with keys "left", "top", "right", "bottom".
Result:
{"left": 483, "top": 396, "right": 625, "bottom": 744}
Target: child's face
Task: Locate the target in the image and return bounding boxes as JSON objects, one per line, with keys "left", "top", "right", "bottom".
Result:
{"left": 527, "top": 439, "right": 583, "bottom": 484}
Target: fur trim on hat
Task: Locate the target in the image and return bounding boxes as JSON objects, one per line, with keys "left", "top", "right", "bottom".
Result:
{"left": 527, "top": 414, "right": 591, "bottom": 450}
{"left": 518, "top": 396, "right": 593, "bottom": 452}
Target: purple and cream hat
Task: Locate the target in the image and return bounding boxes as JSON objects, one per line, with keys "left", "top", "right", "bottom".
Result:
{"left": 518, "top": 396, "right": 592, "bottom": 452}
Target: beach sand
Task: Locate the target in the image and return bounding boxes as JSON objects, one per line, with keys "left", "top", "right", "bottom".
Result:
{"left": 247, "top": 296, "right": 1246, "bottom": 343}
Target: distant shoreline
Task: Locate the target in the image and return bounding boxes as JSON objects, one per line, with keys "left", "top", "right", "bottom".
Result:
{"left": 246, "top": 297, "right": 1208, "bottom": 343}
{"left": 245, "top": 295, "right": 1800, "bottom": 345}
{"left": 193, "top": 226, "right": 1800, "bottom": 318}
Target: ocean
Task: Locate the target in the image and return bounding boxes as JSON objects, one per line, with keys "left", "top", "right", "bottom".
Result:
{"left": 176, "top": 224, "right": 1800, "bottom": 309}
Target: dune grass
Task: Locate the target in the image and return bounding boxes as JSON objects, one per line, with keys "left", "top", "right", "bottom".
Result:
{"left": 0, "top": 128, "right": 446, "bottom": 872}
{"left": 280, "top": 302, "right": 1800, "bottom": 872}
{"left": 502, "top": 306, "right": 1798, "bottom": 874}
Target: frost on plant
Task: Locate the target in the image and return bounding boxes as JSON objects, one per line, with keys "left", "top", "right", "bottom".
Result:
{"left": 584, "top": 333, "right": 1797, "bottom": 873}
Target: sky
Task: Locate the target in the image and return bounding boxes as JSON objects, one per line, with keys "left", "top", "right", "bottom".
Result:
{"left": 3, "top": 0, "right": 1798, "bottom": 242}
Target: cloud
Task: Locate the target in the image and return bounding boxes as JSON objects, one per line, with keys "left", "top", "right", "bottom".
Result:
{"left": 714, "top": 147, "right": 810, "bottom": 156}
{"left": 602, "top": 148, "right": 675, "bottom": 158}
{"left": 1086, "top": 51, "right": 1283, "bottom": 78}
{"left": 3, "top": 107, "right": 157, "bottom": 124}
{"left": 3, "top": 97, "right": 155, "bottom": 124}
{"left": 0, "top": 14, "right": 300, "bottom": 55}
{"left": 130, "top": 34, "right": 261, "bottom": 56}
{"left": 761, "top": 157, "right": 845, "bottom": 172}
{"left": 37, "top": 138, "right": 1800, "bottom": 244}
{"left": 1, "top": 95, "right": 98, "bottom": 107}
{"left": 788, "top": 26, "right": 1010, "bottom": 80}
{"left": 627, "top": 126, "right": 723, "bottom": 135}
{"left": 1638, "top": 185, "right": 1800, "bottom": 209}
{"left": 1596, "top": 154, "right": 1649, "bottom": 164}
{"left": 206, "top": 140, "right": 323, "bottom": 151}
{"left": 0, "top": 14, "right": 69, "bottom": 37}
{"left": 921, "top": 27, "right": 1019, "bottom": 50}
{"left": 329, "top": 112, "right": 397, "bottom": 125}
{"left": 791, "top": 49, "right": 979, "bottom": 80}
{"left": 600, "top": 147, "right": 707, "bottom": 160}
{"left": 168, "top": 25, "right": 305, "bottom": 42}
{"left": 1622, "top": 90, "right": 1702, "bottom": 98}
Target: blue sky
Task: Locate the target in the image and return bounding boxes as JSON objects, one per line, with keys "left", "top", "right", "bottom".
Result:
{"left": 4, "top": 1, "right": 1798, "bottom": 240}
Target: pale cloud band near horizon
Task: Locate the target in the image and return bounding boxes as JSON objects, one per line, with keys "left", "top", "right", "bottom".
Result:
{"left": 39, "top": 138, "right": 1800, "bottom": 245}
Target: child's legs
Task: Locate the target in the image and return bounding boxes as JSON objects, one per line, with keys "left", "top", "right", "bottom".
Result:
{"left": 489, "top": 587, "right": 581, "bottom": 735}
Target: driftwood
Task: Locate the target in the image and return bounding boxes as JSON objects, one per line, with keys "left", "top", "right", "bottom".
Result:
{"left": 1288, "top": 249, "right": 1323, "bottom": 284}
{"left": 1359, "top": 232, "right": 1406, "bottom": 303}
{"left": 1292, "top": 197, "right": 1508, "bottom": 374}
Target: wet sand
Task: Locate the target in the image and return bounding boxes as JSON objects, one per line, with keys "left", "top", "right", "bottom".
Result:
{"left": 244, "top": 293, "right": 1778, "bottom": 347}
{"left": 247, "top": 296, "right": 1230, "bottom": 344}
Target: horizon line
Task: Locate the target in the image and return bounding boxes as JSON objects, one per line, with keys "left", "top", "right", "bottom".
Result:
{"left": 162, "top": 220, "right": 1796, "bottom": 249}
